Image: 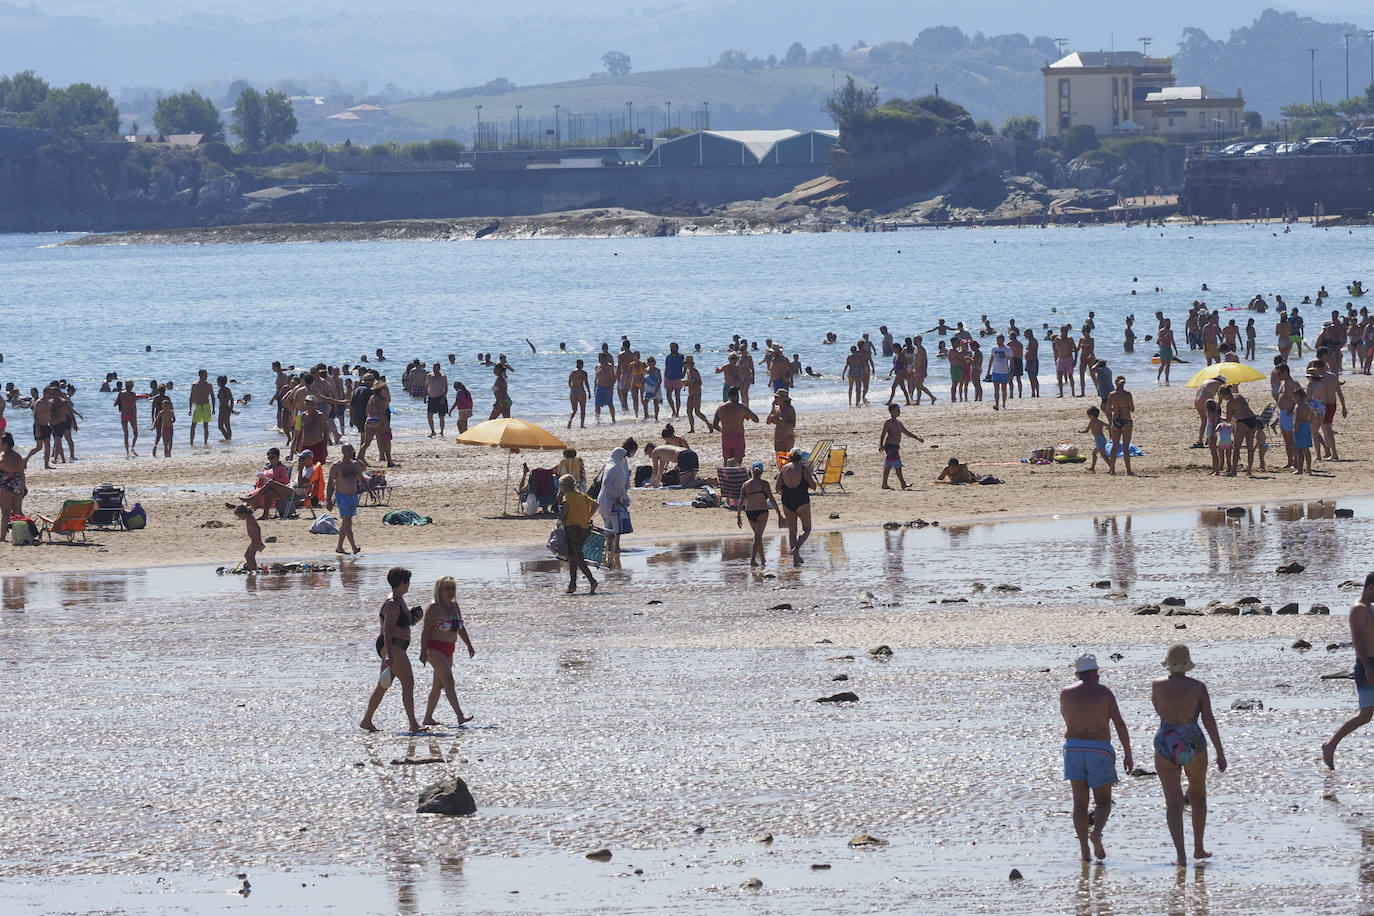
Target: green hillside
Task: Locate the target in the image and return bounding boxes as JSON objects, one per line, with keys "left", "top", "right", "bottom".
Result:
{"left": 391, "top": 66, "right": 860, "bottom": 134}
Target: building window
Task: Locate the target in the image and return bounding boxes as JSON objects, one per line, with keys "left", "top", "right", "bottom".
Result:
{"left": 1061, "top": 113, "right": 1070, "bottom": 130}
{"left": 1059, "top": 79, "right": 1069, "bottom": 99}
{"left": 1198, "top": 111, "right": 1206, "bottom": 129}
{"left": 1168, "top": 118, "right": 1175, "bottom": 127}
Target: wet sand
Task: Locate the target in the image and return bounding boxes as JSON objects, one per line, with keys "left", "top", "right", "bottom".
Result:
{"left": 5, "top": 503, "right": 1374, "bottom": 912}
{"left": 7, "top": 377, "right": 1374, "bottom": 576}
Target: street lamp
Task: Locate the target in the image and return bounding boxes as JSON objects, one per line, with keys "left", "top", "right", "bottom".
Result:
{"left": 1368, "top": 30, "right": 1374, "bottom": 88}
{"left": 1346, "top": 33, "right": 1352, "bottom": 101}
{"left": 665, "top": 101, "right": 671, "bottom": 134}
{"left": 703, "top": 101, "right": 710, "bottom": 130}
{"left": 1308, "top": 48, "right": 1318, "bottom": 105}
{"left": 626, "top": 101, "right": 633, "bottom": 139}
{"left": 1054, "top": 37, "right": 1067, "bottom": 58}
{"left": 554, "top": 104, "right": 561, "bottom": 147}
{"left": 475, "top": 104, "right": 482, "bottom": 148}
{"left": 515, "top": 104, "right": 522, "bottom": 147}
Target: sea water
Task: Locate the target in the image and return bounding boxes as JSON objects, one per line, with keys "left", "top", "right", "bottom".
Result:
{"left": 2, "top": 222, "right": 1369, "bottom": 456}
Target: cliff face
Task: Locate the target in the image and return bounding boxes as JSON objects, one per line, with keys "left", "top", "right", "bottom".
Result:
{"left": 0, "top": 127, "right": 244, "bottom": 232}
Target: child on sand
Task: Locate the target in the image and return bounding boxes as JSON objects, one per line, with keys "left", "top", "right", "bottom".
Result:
{"left": 233, "top": 505, "right": 264, "bottom": 571}
{"left": 1080, "top": 407, "right": 1108, "bottom": 472}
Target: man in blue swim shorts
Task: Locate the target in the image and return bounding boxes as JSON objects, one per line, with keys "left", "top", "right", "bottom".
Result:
{"left": 1323, "top": 572, "right": 1374, "bottom": 769}
{"left": 326, "top": 443, "right": 365, "bottom": 555}
{"left": 1060, "top": 652, "right": 1134, "bottom": 862}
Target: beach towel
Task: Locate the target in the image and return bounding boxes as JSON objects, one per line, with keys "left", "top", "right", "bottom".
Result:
{"left": 310, "top": 514, "right": 339, "bottom": 535}
{"left": 383, "top": 509, "right": 432, "bottom": 526}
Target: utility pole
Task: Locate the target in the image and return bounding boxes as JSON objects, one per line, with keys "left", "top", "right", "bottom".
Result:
{"left": 703, "top": 101, "right": 710, "bottom": 130}
{"left": 1368, "top": 30, "right": 1374, "bottom": 88}
{"left": 515, "top": 104, "right": 522, "bottom": 147}
{"left": 1139, "top": 37, "right": 1152, "bottom": 56}
{"left": 554, "top": 104, "right": 561, "bottom": 147}
{"left": 1054, "top": 37, "right": 1067, "bottom": 59}
{"left": 475, "top": 104, "right": 482, "bottom": 149}
{"left": 665, "top": 101, "right": 671, "bottom": 134}
{"left": 626, "top": 101, "right": 633, "bottom": 140}
{"left": 1309, "top": 48, "right": 1317, "bottom": 105}
{"left": 1346, "top": 33, "right": 1352, "bottom": 100}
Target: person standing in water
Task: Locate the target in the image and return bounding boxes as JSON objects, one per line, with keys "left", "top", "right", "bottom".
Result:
{"left": 360, "top": 567, "right": 425, "bottom": 733}
{"left": 1152, "top": 643, "right": 1227, "bottom": 867}
{"left": 1060, "top": 653, "right": 1133, "bottom": 862}
{"left": 420, "top": 576, "right": 476, "bottom": 727}
{"left": 736, "top": 461, "right": 782, "bottom": 568}
{"left": 1324, "top": 572, "right": 1374, "bottom": 769}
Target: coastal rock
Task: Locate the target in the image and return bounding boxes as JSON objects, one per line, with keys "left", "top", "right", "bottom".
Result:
{"left": 1091, "top": 580, "right": 1111, "bottom": 589}
{"left": 1322, "top": 670, "right": 1355, "bottom": 680}
{"left": 868, "top": 645, "right": 893, "bottom": 657}
{"left": 1104, "top": 591, "right": 1128, "bottom": 599}
{"left": 883, "top": 521, "right": 901, "bottom": 529}
{"left": 1237, "top": 596, "right": 1261, "bottom": 605}
{"left": 1277, "top": 603, "right": 1300, "bottom": 615}
{"left": 829, "top": 655, "right": 855, "bottom": 661}
{"left": 1308, "top": 605, "right": 1330, "bottom": 615}
{"left": 940, "top": 597, "right": 969, "bottom": 604}
{"left": 848, "top": 834, "right": 889, "bottom": 848}
{"left": 1335, "top": 508, "right": 1355, "bottom": 518}
{"left": 833, "top": 674, "right": 850, "bottom": 681}
{"left": 1225, "top": 506, "right": 1246, "bottom": 518}
{"left": 768, "top": 603, "right": 793, "bottom": 611}
{"left": 1109, "top": 653, "right": 1124, "bottom": 661}
{"left": 1174, "top": 623, "right": 1187, "bottom": 629}
{"left": 1210, "top": 604, "right": 1240, "bottom": 616}
{"left": 993, "top": 584, "right": 1022, "bottom": 592}
{"left": 753, "top": 833, "right": 774, "bottom": 844}
{"left": 1166, "top": 608, "right": 1202, "bottom": 617}
{"left": 1130, "top": 766, "right": 1157, "bottom": 777}
{"left": 829, "top": 513, "right": 840, "bottom": 520}
{"left": 1276, "top": 561, "right": 1305, "bottom": 575}
{"left": 1133, "top": 604, "right": 1161, "bottom": 615}
{"left": 415, "top": 776, "right": 476, "bottom": 816}
{"left": 972, "top": 582, "right": 987, "bottom": 593}
{"left": 1009, "top": 868, "right": 1024, "bottom": 881}
{"left": 1292, "top": 639, "right": 1312, "bottom": 650}
{"left": 1231, "top": 699, "right": 1264, "bottom": 711}
{"left": 817, "top": 692, "right": 859, "bottom": 704}
{"left": 1162, "top": 597, "right": 1186, "bottom": 606}
{"left": 586, "top": 849, "right": 613, "bottom": 861}
{"left": 811, "top": 863, "right": 832, "bottom": 870}
{"left": 1242, "top": 605, "right": 1272, "bottom": 616}
{"left": 741, "top": 877, "right": 763, "bottom": 890}
{"left": 1328, "top": 641, "right": 1354, "bottom": 651}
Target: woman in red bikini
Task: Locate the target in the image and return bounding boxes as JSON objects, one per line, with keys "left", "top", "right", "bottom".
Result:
{"left": 421, "top": 576, "right": 476, "bottom": 727}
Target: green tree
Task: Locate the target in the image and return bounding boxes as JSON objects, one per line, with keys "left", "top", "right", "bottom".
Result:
{"left": 998, "top": 114, "right": 1041, "bottom": 143}
{"left": 260, "top": 90, "right": 298, "bottom": 146}
{"left": 1336, "top": 96, "right": 1369, "bottom": 117}
{"left": 32, "top": 82, "right": 119, "bottom": 132}
{"left": 154, "top": 90, "right": 224, "bottom": 140}
{"left": 0, "top": 70, "right": 51, "bottom": 113}
{"left": 1242, "top": 110, "right": 1263, "bottom": 133}
{"left": 601, "top": 50, "right": 632, "bottom": 77}
{"left": 825, "top": 75, "right": 879, "bottom": 136}
{"left": 784, "top": 42, "right": 807, "bottom": 66}
{"left": 1061, "top": 124, "right": 1099, "bottom": 159}
{"left": 231, "top": 87, "right": 264, "bottom": 150}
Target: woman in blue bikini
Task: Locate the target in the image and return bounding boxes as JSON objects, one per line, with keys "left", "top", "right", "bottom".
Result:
{"left": 1152, "top": 643, "right": 1228, "bottom": 867}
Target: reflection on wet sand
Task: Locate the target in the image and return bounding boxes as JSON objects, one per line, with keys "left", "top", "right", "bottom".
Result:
{"left": 1074, "top": 861, "right": 1113, "bottom": 916}
{"left": 1166, "top": 863, "right": 1209, "bottom": 916}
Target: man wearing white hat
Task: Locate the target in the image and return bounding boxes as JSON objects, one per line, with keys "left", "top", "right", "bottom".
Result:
{"left": 1060, "top": 652, "right": 1134, "bottom": 862}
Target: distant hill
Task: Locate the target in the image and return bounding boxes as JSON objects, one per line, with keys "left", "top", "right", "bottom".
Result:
{"left": 390, "top": 67, "right": 861, "bottom": 137}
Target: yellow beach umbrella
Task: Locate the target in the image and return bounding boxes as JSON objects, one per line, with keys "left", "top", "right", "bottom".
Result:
{"left": 456, "top": 418, "right": 567, "bottom": 515}
{"left": 1184, "top": 361, "right": 1266, "bottom": 389}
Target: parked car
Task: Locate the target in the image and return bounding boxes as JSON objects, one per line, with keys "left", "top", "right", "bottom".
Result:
{"left": 1301, "top": 139, "right": 1341, "bottom": 156}
{"left": 1272, "top": 142, "right": 1300, "bottom": 155}
{"left": 1215, "top": 142, "right": 1252, "bottom": 158}
{"left": 1243, "top": 143, "right": 1276, "bottom": 157}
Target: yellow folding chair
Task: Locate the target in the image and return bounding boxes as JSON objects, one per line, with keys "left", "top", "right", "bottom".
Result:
{"left": 819, "top": 446, "right": 848, "bottom": 494}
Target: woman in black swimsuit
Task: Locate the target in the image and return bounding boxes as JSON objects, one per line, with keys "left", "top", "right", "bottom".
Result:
{"left": 776, "top": 448, "right": 817, "bottom": 567}
{"left": 736, "top": 461, "right": 782, "bottom": 568}
{"left": 1218, "top": 385, "right": 1259, "bottom": 477}
{"left": 360, "top": 567, "right": 425, "bottom": 733}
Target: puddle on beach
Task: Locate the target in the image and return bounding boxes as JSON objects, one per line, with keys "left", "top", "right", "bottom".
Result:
{"left": 5, "top": 498, "right": 1374, "bottom": 913}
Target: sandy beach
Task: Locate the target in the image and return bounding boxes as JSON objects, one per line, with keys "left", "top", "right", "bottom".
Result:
{"left": 7, "top": 376, "right": 1372, "bottom": 575}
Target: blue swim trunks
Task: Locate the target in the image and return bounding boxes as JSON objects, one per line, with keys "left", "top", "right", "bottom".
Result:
{"left": 335, "top": 492, "right": 358, "bottom": 518}
{"left": 1063, "top": 738, "right": 1118, "bottom": 788}
{"left": 991, "top": 371, "right": 1009, "bottom": 385}
{"left": 1094, "top": 433, "right": 1108, "bottom": 453}
{"left": 1355, "top": 660, "right": 1374, "bottom": 709}
{"left": 594, "top": 386, "right": 613, "bottom": 408}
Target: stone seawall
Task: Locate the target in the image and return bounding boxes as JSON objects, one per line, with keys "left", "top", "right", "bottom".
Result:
{"left": 1182, "top": 155, "right": 1374, "bottom": 218}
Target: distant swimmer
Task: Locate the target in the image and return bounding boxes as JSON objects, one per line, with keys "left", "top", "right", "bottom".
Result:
{"left": 925, "top": 319, "right": 951, "bottom": 336}
{"left": 1201, "top": 283, "right": 1210, "bottom": 291}
{"left": 525, "top": 338, "right": 537, "bottom": 354}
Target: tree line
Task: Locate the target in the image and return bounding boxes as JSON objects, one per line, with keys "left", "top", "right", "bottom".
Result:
{"left": 0, "top": 71, "right": 119, "bottom": 133}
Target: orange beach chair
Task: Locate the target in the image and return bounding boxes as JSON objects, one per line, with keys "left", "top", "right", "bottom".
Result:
{"left": 38, "top": 499, "right": 96, "bottom": 543}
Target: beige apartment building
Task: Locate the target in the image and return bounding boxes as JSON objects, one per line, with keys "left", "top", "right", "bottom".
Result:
{"left": 1043, "top": 51, "right": 1244, "bottom": 141}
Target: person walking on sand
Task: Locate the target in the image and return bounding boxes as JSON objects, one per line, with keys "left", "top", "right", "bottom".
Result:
{"left": 1080, "top": 406, "right": 1109, "bottom": 473}
{"left": 989, "top": 334, "right": 1012, "bottom": 410}
{"left": 766, "top": 388, "right": 796, "bottom": 455}
{"left": 360, "top": 567, "right": 425, "bottom": 733}
{"left": 1152, "top": 643, "right": 1227, "bottom": 867}
{"left": 557, "top": 474, "right": 599, "bottom": 594}
{"left": 776, "top": 448, "right": 817, "bottom": 567}
{"left": 711, "top": 387, "right": 758, "bottom": 467}
{"left": 189, "top": 369, "right": 214, "bottom": 446}
{"left": 1104, "top": 376, "right": 1135, "bottom": 476}
{"left": 232, "top": 505, "right": 264, "bottom": 571}
{"left": 1323, "top": 572, "right": 1374, "bottom": 769}
{"left": 878, "top": 403, "right": 923, "bottom": 490}
{"left": 1060, "top": 653, "right": 1133, "bottom": 862}
{"left": 420, "top": 576, "right": 476, "bottom": 727}
{"left": 737, "top": 461, "right": 782, "bottom": 568}
{"left": 326, "top": 443, "right": 366, "bottom": 555}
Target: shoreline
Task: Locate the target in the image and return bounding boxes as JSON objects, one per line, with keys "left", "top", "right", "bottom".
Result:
{"left": 9, "top": 381, "right": 1373, "bottom": 576}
